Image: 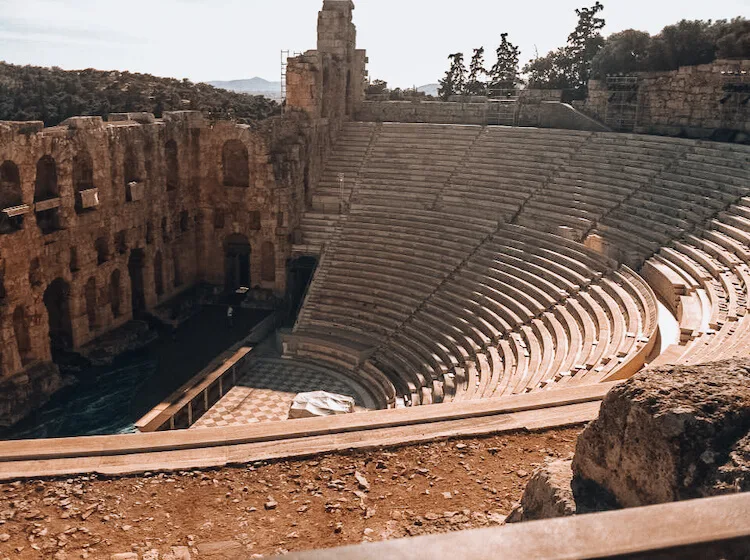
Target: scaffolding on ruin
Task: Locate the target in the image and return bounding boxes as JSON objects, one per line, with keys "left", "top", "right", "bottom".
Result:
{"left": 486, "top": 88, "right": 519, "bottom": 126}
{"left": 604, "top": 76, "right": 641, "bottom": 132}
{"left": 281, "top": 50, "right": 303, "bottom": 107}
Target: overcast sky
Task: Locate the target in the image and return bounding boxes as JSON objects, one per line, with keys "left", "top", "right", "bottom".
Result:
{"left": 0, "top": 0, "right": 748, "bottom": 88}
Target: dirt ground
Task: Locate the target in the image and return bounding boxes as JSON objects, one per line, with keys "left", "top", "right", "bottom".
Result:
{"left": 0, "top": 427, "right": 582, "bottom": 559}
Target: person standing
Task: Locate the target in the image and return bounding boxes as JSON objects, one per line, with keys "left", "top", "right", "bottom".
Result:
{"left": 227, "top": 305, "right": 234, "bottom": 328}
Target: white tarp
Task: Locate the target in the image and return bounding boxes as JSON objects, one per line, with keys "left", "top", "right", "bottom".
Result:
{"left": 288, "top": 391, "right": 355, "bottom": 419}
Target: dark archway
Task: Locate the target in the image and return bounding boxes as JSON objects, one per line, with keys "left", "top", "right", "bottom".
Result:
{"left": 13, "top": 306, "right": 33, "bottom": 364}
{"left": 73, "top": 151, "right": 94, "bottom": 192}
{"left": 286, "top": 256, "right": 318, "bottom": 324}
{"left": 261, "top": 241, "right": 276, "bottom": 283}
{"left": 73, "top": 151, "right": 95, "bottom": 213}
{"left": 0, "top": 160, "right": 22, "bottom": 210}
{"left": 154, "top": 251, "right": 164, "bottom": 297}
{"left": 165, "top": 140, "right": 179, "bottom": 191}
{"left": 85, "top": 277, "right": 97, "bottom": 332}
{"left": 110, "top": 270, "right": 122, "bottom": 318}
{"left": 222, "top": 140, "right": 250, "bottom": 188}
{"left": 43, "top": 278, "right": 73, "bottom": 351}
{"left": 128, "top": 249, "right": 146, "bottom": 315}
{"left": 34, "top": 155, "right": 60, "bottom": 234}
{"left": 224, "top": 234, "right": 251, "bottom": 292}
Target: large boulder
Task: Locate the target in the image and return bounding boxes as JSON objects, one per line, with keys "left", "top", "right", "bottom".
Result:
{"left": 506, "top": 460, "right": 577, "bottom": 522}
{"left": 572, "top": 359, "right": 750, "bottom": 508}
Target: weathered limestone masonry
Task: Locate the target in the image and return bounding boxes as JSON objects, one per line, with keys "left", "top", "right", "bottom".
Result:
{"left": 586, "top": 59, "right": 750, "bottom": 141}
{"left": 0, "top": 0, "right": 365, "bottom": 426}
{"left": 355, "top": 90, "right": 608, "bottom": 131}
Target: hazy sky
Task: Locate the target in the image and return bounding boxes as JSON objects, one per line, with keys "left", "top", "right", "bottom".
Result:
{"left": 0, "top": 0, "right": 748, "bottom": 88}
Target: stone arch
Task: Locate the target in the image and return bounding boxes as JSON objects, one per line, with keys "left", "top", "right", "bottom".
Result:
{"left": 43, "top": 278, "right": 73, "bottom": 351}
{"left": 85, "top": 277, "right": 97, "bottom": 331}
{"left": 73, "top": 151, "right": 94, "bottom": 192}
{"left": 110, "top": 269, "right": 122, "bottom": 318}
{"left": 34, "top": 155, "right": 58, "bottom": 201}
{"left": 222, "top": 140, "right": 250, "bottom": 188}
{"left": 261, "top": 241, "right": 276, "bottom": 283}
{"left": 154, "top": 251, "right": 164, "bottom": 297}
{"left": 128, "top": 248, "right": 146, "bottom": 315}
{"left": 124, "top": 146, "right": 140, "bottom": 185}
{"left": 224, "top": 233, "right": 251, "bottom": 292}
{"left": 13, "top": 306, "right": 33, "bottom": 364}
{"left": 34, "top": 155, "right": 60, "bottom": 234}
{"left": 165, "top": 140, "right": 179, "bottom": 191}
{"left": 0, "top": 160, "right": 22, "bottom": 210}
{"left": 95, "top": 236, "right": 109, "bottom": 265}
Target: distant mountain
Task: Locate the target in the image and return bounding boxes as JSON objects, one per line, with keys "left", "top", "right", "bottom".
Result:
{"left": 0, "top": 62, "right": 279, "bottom": 127}
{"left": 208, "top": 77, "right": 281, "bottom": 99}
{"left": 417, "top": 83, "right": 439, "bottom": 96}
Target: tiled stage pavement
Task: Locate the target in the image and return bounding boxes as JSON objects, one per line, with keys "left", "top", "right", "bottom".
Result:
{"left": 191, "top": 359, "right": 377, "bottom": 429}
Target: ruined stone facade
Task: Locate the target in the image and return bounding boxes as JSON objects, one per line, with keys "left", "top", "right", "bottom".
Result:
{"left": 585, "top": 59, "right": 750, "bottom": 141}
{"left": 0, "top": 0, "right": 365, "bottom": 426}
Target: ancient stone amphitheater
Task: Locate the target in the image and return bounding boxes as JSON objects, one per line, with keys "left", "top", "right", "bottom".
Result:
{"left": 0, "top": 1, "right": 749, "bottom": 556}
{"left": 285, "top": 121, "right": 750, "bottom": 410}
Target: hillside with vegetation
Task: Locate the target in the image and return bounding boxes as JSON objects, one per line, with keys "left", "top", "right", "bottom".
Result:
{"left": 0, "top": 62, "right": 280, "bottom": 127}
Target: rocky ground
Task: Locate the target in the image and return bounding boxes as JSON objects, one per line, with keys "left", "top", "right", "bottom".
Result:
{"left": 0, "top": 427, "right": 581, "bottom": 559}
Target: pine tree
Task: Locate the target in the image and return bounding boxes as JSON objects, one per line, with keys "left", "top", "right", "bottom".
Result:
{"left": 465, "top": 48, "right": 488, "bottom": 96}
{"left": 438, "top": 53, "right": 467, "bottom": 100}
{"left": 489, "top": 33, "right": 521, "bottom": 96}
{"left": 567, "top": 2, "right": 606, "bottom": 92}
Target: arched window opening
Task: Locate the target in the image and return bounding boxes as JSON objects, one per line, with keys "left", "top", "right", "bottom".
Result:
{"left": 34, "top": 155, "right": 61, "bottom": 234}
{"left": 110, "top": 269, "right": 122, "bottom": 318}
{"left": 222, "top": 140, "right": 250, "bottom": 188}
{"left": 261, "top": 241, "right": 276, "bottom": 283}
{"left": 154, "top": 251, "right": 164, "bottom": 297}
{"left": 180, "top": 211, "right": 189, "bottom": 233}
{"left": 43, "top": 278, "right": 73, "bottom": 351}
{"left": 13, "top": 306, "right": 33, "bottom": 364}
{"left": 95, "top": 237, "right": 109, "bottom": 265}
{"left": 73, "top": 151, "right": 97, "bottom": 213}
{"left": 0, "top": 160, "right": 22, "bottom": 210}
{"left": 224, "top": 234, "right": 251, "bottom": 292}
{"left": 85, "top": 278, "right": 97, "bottom": 331}
{"left": 124, "top": 146, "right": 143, "bottom": 202}
{"left": 165, "top": 140, "right": 179, "bottom": 191}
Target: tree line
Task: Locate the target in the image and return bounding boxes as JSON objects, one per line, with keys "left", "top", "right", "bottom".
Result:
{"left": 437, "top": 3, "right": 749, "bottom": 101}
{"left": 0, "top": 62, "right": 280, "bottom": 127}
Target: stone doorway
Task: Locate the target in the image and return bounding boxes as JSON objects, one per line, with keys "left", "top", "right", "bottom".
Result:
{"left": 43, "top": 278, "right": 73, "bottom": 352}
{"left": 287, "top": 256, "right": 317, "bottom": 324}
{"left": 224, "top": 234, "right": 251, "bottom": 292}
{"left": 128, "top": 249, "right": 146, "bottom": 316}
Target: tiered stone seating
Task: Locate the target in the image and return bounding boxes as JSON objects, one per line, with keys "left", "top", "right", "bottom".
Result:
{"left": 352, "top": 123, "right": 482, "bottom": 209}
{"left": 647, "top": 196, "right": 750, "bottom": 367}
{"left": 288, "top": 122, "right": 750, "bottom": 409}
{"left": 517, "top": 134, "right": 688, "bottom": 239}
{"left": 435, "top": 127, "right": 591, "bottom": 222}
{"left": 312, "top": 122, "right": 378, "bottom": 212}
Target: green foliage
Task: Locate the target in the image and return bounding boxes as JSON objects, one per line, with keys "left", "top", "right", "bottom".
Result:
{"left": 591, "top": 30, "right": 652, "bottom": 77}
{"left": 465, "top": 48, "right": 488, "bottom": 96}
{"left": 590, "top": 17, "right": 750, "bottom": 78}
{"left": 438, "top": 53, "right": 467, "bottom": 100}
{"left": 489, "top": 34, "right": 522, "bottom": 94}
{"left": 0, "top": 62, "right": 279, "bottom": 127}
{"left": 522, "top": 2, "right": 605, "bottom": 97}
{"left": 365, "top": 79, "right": 389, "bottom": 95}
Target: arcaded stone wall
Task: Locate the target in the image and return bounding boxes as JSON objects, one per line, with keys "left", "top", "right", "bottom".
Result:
{"left": 586, "top": 59, "right": 750, "bottom": 140}
{"left": 0, "top": 0, "right": 367, "bottom": 413}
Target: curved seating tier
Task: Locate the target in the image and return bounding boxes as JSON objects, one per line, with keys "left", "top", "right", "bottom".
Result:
{"left": 288, "top": 121, "right": 750, "bottom": 408}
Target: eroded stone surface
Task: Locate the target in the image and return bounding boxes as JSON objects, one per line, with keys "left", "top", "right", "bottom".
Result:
{"left": 506, "top": 460, "right": 577, "bottom": 522}
{"left": 573, "top": 359, "right": 750, "bottom": 507}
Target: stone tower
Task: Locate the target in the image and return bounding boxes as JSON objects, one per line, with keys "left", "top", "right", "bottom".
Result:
{"left": 286, "top": 0, "right": 366, "bottom": 119}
